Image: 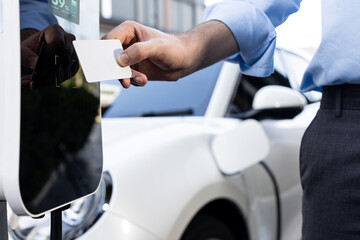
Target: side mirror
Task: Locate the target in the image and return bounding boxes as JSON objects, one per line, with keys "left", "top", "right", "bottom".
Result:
{"left": 235, "top": 86, "right": 307, "bottom": 120}
{"left": 253, "top": 85, "right": 307, "bottom": 110}
{"left": 212, "top": 120, "right": 269, "bottom": 175}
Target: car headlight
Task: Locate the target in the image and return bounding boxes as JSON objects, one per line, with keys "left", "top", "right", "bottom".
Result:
{"left": 8, "top": 171, "right": 113, "bottom": 240}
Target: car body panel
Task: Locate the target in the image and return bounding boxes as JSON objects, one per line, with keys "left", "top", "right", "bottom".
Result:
{"left": 100, "top": 98, "right": 318, "bottom": 239}
{"left": 78, "top": 211, "right": 160, "bottom": 240}
{"left": 212, "top": 119, "right": 270, "bottom": 175}
{"left": 102, "top": 117, "right": 252, "bottom": 239}
{"left": 206, "top": 63, "right": 241, "bottom": 117}
{"left": 8, "top": 48, "right": 319, "bottom": 240}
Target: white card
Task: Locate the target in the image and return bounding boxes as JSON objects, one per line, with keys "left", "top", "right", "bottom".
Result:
{"left": 73, "top": 40, "right": 132, "bottom": 83}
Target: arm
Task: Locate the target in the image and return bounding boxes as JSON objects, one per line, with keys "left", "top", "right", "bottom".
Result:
{"left": 104, "top": 0, "right": 301, "bottom": 88}
{"left": 104, "top": 20, "right": 238, "bottom": 88}
{"left": 205, "top": 0, "right": 301, "bottom": 76}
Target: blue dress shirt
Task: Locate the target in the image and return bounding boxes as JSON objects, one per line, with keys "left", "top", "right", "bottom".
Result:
{"left": 20, "top": 0, "right": 57, "bottom": 31}
{"left": 205, "top": 0, "right": 360, "bottom": 91}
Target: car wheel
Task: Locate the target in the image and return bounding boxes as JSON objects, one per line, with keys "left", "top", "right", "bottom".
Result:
{"left": 181, "top": 214, "right": 236, "bottom": 240}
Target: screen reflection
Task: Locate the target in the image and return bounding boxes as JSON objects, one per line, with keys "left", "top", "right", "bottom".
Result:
{"left": 19, "top": 3, "right": 102, "bottom": 215}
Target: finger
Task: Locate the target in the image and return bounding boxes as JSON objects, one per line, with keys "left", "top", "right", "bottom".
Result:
{"left": 103, "top": 21, "right": 139, "bottom": 45}
{"left": 117, "top": 40, "right": 159, "bottom": 67}
{"left": 21, "top": 75, "right": 32, "bottom": 88}
{"left": 63, "top": 33, "right": 77, "bottom": 70}
{"left": 22, "top": 30, "right": 44, "bottom": 53}
{"left": 21, "top": 46, "right": 38, "bottom": 69}
{"left": 137, "top": 59, "right": 183, "bottom": 81}
{"left": 130, "top": 69, "right": 148, "bottom": 87}
{"left": 44, "top": 25, "right": 66, "bottom": 55}
{"left": 119, "top": 78, "right": 131, "bottom": 89}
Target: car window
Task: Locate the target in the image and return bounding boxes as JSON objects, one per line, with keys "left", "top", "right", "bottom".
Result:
{"left": 101, "top": 61, "right": 224, "bottom": 117}
{"left": 278, "top": 50, "right": 308, "bottom": 89}
{"left": 279, "top": 49, "right": 322, "bottom": 102}
{"left": 227, "top": 70, "right": 291, "bottom": 114}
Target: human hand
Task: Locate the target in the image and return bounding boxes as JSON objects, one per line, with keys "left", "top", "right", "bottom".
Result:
{"left": 21, "top": 24, "right": 78, "bottom": 89}
{"left": 103, "top": 20, "right": 238, "bottom": 89}
{"left": 103, "top": 21, "right": 192, "bottom": 88}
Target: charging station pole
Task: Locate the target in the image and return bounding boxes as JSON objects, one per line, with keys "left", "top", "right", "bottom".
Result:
{"left": 0, "top": 201, "right": 8, "bottom": 240}
{"left": 1, "top": 1, "right": 101, "bottom": 239}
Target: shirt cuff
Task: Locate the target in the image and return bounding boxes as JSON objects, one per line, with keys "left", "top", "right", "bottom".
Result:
{"left": 205, "top": 1, "right": 276, "bottom": 77}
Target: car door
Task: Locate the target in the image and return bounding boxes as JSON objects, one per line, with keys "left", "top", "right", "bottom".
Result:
{"left": 226, "top": 50, "right": 318, "bottom": 239}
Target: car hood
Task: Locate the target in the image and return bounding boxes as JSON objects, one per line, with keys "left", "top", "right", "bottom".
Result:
{"left": 100, "top": 117, "right": 251, "bottom": 239}
{"left": 101, "top": 117, "right": 239, "bottom": 146}
{"left": 101, "top": 116, "right": 244, "bottom": 174}
{"left": 101, "top": 116, "right": 269, "bottom": 176}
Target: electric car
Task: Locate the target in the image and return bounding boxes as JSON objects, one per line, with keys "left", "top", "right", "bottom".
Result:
{"left": 8, "top": 47, "right": 321, "bottom": 240}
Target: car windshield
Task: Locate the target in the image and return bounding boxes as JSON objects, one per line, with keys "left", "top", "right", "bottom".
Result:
{"left": 102, "top": 61, "right": 224, "bottom": 118}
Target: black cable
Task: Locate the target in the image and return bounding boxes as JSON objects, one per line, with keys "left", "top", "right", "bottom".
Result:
{"left": 259, "top": 161, "right": 282, "bottom": 240}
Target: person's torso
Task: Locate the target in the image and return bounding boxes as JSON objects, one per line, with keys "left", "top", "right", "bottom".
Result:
{"left": 301, "top": 0, "right": 360, "bottom": 91}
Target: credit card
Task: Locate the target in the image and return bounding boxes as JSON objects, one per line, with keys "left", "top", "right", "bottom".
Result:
{"left": 73, "top": 40, "right": 132, "bottom": 83}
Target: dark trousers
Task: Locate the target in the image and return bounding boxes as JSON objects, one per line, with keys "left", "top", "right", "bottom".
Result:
{"left": 300, "top": 85, "right": 360, "bottom": 239}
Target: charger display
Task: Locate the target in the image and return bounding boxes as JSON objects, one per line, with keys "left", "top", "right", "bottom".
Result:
{"left": 19, "top": 0, "right": 102, "bottom": 216}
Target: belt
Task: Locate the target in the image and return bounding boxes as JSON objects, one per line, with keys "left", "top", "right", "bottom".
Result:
{"left": 321, "top": 84, "right": 360, "bottom": 117}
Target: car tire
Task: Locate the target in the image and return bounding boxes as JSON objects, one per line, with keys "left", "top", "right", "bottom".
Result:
{"left": 181, "top": 214, "right": 236, "bottom": 240}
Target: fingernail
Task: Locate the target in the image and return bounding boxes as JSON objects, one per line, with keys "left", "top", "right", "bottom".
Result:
{"left": 132, "top": 77, "right": 143, "bottom": 86}
{"left": 117, "top": 52, "right": 130, "bottom": 66}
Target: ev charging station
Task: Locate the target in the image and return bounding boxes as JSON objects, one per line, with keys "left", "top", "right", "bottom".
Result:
{"left": 0, "top": 0, "right": 102, "bottom": 239}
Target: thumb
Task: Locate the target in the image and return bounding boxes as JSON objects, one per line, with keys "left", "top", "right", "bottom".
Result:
{"left": 117, "top": 40, "right": 158, "bottom": 67}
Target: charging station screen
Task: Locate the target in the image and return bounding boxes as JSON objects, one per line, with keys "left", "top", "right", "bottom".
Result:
{"left": 19, "top": 0, "right": 102, "bottom": 215}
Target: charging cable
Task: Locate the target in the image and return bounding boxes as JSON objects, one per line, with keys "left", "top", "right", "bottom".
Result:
{"left": 50, "top": 205, "right": 70, "bottom": 240}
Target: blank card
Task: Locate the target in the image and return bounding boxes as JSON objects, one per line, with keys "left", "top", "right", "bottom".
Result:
{"left": 73, "top": 40, "right": 132, "bottom": 83}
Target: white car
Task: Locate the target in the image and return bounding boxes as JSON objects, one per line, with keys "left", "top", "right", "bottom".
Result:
{"left": 8, "top": 47, "right": 320, "bottom": 240}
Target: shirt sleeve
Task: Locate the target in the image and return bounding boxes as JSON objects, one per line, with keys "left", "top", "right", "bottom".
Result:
{"left": 205, "top": 0, "right": 301, "bottom": 77}
{"left": 20, "top": 0, "right": 58, "bottom": 31}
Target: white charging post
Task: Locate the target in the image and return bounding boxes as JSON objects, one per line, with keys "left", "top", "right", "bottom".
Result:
{"left": 0, "top": 1, "right": 102, "bottom": 239}
{"left": 0, "top": 1, "right": 20, "bottom": 238}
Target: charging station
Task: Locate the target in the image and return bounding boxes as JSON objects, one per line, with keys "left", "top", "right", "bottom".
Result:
{"left": 0, "top": 0, "right": 22, "bottom": 211}
{"left": 1, "top": 0, "right": 102, "bottom": 238}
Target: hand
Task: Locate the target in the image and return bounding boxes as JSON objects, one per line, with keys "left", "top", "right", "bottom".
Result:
{"left": 21, "top": 24, "right": 78, "bottom": 89}
{"left": 103, "top": 20, "right": 238, "bottom": 88}
{"left": 103, "top": 21, "right": 191, "bottom": 88}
